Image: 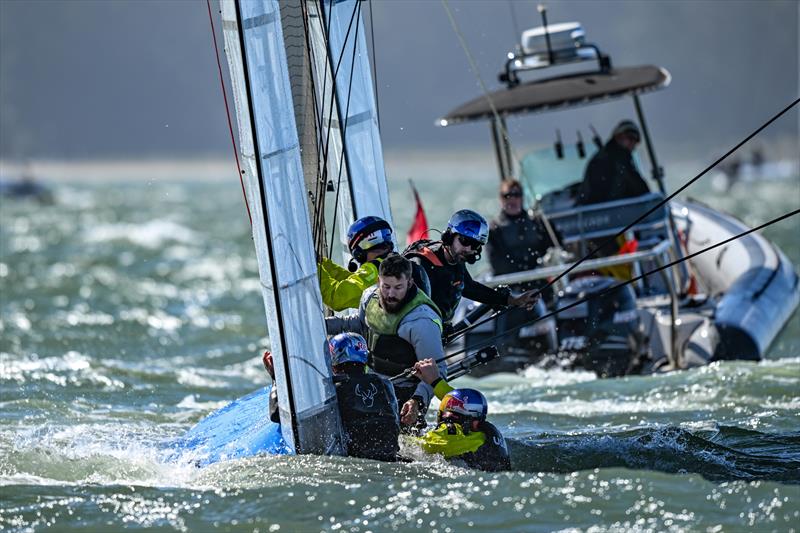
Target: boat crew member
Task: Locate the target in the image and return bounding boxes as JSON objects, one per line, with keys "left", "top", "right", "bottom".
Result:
{"left": 486, "top": 179, "right": 557, "bottom": 290}
{"left": 264, "top": 333, "right": 400, "bottom": 462}
{"left": 411, "top": 358, "right": 511, "bottom": 472}
{"left": 576, "top": 120, "right": 650, "bottom": 205}
{"left": 404, "top": 209, "right": 538, "bottom": 326}
{"left": 325, "top": 255, "right": 445, "bottom": 429}
{"left": 319, "top": 216, "right": 431, "bottom": 312}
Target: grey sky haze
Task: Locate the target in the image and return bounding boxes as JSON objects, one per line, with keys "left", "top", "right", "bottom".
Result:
{"left": 1, "top": 0, "right": 797, "bottom": 162}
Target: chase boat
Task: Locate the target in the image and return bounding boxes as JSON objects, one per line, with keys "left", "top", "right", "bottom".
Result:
{"left": 442, "top": 18, "right": 799, "bottom": 377}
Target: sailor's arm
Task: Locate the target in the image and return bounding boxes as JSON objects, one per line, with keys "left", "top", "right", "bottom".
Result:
{"left": 318, "top": 258, "right": 379, "bottom": 312}
{"left": 324, "top": 290, "right": 370, "bottom": 336}
{"left": 464, "top": 270, "right": 538, "bottom": 309}
{"left": 412, "top": 358, "right": 454, "bottom": 400}
{"left": 398, "top": 309, "right": 446, "bottom": 406}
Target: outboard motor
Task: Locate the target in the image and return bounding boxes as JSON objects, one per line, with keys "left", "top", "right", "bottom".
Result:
{"left": 555, "top": 276, "right": 645, "bottom": 377}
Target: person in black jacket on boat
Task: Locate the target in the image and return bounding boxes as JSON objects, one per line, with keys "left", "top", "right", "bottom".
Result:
{"left": 404, "top": 209, "right": 538, "bottom": 326}
{"left": 576, "top": 120, "right": 650, "bottom": 205}
{"left": 264, "top": 333, "right": 400, "bottom": 462}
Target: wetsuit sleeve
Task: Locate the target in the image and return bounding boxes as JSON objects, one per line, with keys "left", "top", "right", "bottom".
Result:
{"left": 397, "top": 307, "right": 445, "bottom": 406}
{"left": 469, "top": 422, "right": 511, "bottom": 471}
{"left": 325, "top": 292, "right": 369, "bottom": 336}
{"left": 462, "top": 270, "right": 508, "bottom": 307}
{"left": 318, "top": 259, "right": 379, "bottom": 312}
{"left": 433, "top": 378, "right": 454, "bottom": 400}
{"left": 268, "top": 384, "right": 280, "bottom": 424}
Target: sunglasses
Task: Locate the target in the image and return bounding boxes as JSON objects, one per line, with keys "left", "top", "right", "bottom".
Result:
{"left": 502, "top": 191, "right": 522, "bottom": 199}
{"left": 457, "top": 234, "right": 482, "bottom": 250}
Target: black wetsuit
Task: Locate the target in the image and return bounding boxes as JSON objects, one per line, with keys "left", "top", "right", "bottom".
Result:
{"left": 268, "top": 371, "right": 399, "bottom": 462}
{"left": 404, "top": 241, "right": 508, "bottom": 323}
{"left": 577, "top": 140, "right": 649, "bottom": 205}
{"left": 444, "top": 421, "right": 511, "bottom": 472}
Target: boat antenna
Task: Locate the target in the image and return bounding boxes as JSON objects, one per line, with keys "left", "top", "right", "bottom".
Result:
{"left": 442, "top": 206, "right": 800, "bottom": 362}
{"left": 440, "top": 0, "right": 564, "bottom": 252}
{"left": 507, "top": 0, "right": 522, "bottom": 44}
{"left": 537, "top": 4, "right": 554, "bottom": 66}
{"left": 589, "top": 124, "right": 603, "bottom": 149}
{"left": 576, "top": 130, "right": 586, "bottom": 159}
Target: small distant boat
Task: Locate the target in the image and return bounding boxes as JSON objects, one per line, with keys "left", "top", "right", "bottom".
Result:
{"left": 440, "top": 16, "right": 799, "bottom": 377}
{"left": 0, "top": 170, "right": 53, "bottom": 204}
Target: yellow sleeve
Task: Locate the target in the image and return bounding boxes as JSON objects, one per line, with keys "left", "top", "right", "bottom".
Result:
{"left": 318, "top": 260, "right": 379, "bottom": 311}
{"left": 433, "top": 379, "right": 454, "bottom": 400}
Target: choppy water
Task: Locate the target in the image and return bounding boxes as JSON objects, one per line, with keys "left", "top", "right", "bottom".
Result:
{"left": 1, "top": 162, "right": 799, "bottom": 532}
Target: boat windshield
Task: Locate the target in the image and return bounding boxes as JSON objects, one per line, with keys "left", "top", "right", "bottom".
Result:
{"left": 519, "top": 145, "right": 596, "bottom": 203}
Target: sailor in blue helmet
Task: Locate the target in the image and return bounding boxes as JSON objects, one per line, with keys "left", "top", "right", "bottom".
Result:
{"left": 411, "top": 358, "right": 510, "bottom": 472}
{"left": 264, "top": 332, "right": 400, "bottom": 462}
{"left": 319, "top": 216, "right": 430, "bottom": 312}
{"left": 405, "top": 209, "right": 537, "bottom": 326}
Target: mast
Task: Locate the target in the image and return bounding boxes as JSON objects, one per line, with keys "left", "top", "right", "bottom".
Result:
{"left": 220, "top": 0, "right": 345, "bottom": 455}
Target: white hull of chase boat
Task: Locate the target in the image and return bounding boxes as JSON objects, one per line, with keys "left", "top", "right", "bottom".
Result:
{"left": 677, "top": 199, "right": 800, "bottom": 360}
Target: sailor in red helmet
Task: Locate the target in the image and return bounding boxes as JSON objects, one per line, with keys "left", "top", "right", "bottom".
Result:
{"left": 411, "top": 358, "right": 511, "bottom": 472}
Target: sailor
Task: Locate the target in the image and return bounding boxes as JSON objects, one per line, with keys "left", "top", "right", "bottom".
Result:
{"left": 325, "top": 254, "right": 445, "bottom": 429}
{"left": 486, "top": 179, "right": 557, "bottom": 287}
{"left": 576, "top": 120, "right": 650, "bottom": 205}
{"left": 404, "top": 209, "right": 538, "bottom": 326}
{"left": 411, "top": 358, "right": 511, "bottom": 472}
{"left": 319, "top": 216, "right": 431, "bottom": 312}
{"left": 264, "top": 333, "right": 400, "bottom": 462}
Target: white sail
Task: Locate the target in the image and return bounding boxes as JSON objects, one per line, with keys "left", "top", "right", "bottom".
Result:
{"left": 309, "top": 0, "right": 393, "bottom": 260}
{"left": 220, "top": 0, "right": 344, "bottom": 455}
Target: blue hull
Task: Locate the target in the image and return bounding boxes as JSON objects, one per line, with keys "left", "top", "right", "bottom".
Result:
{"left": 166, "top": 386, "right": 290, "bottom": 466}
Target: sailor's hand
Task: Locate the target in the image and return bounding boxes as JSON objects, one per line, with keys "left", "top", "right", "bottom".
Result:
{"left": 400, "top": 398, "right": 420, "bottom": 426}
{"left": 508, "top": 289, "right": 539, "bottom": 310}
{"left": 262, "top": 350, "right": 275, "bottom": 380}
{"left": 412, "top": 358, "right": 440, "bottom": 385}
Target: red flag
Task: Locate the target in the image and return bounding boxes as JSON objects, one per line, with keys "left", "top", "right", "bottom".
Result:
{"left": 406, "top": 181, "right": 429, "bottom": 245}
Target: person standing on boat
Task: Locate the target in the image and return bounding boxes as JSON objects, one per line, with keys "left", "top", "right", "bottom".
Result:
{"left": 404, "top": 209, "right": 538, "bottom": 327}
{"left": 410, "top": 358, "right": 511, "bottom": 472}
{"left": 576, "top": 120, "right": 650, "bottom": 205}
{"left": 325, "top": 255, "right": 445, "bottom": 429}
{"left": 264, "top": 333, "right": 400, "bottom": 462}
{"left": 319, "top": 216, "right": 431, "bottom": 312}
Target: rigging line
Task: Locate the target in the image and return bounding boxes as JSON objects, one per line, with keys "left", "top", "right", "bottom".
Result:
{"left": 440, "top": 0, "right": 563, "bottom": 250}
{"left": 437, "top": 206, "right": 800, "bottom": 365}
{"left": 205, "top": 0, "right": 252, "bottom": 227}
{"left": 309, "top": 0, "right": 360, "bottom": 245}
{"left": 368, "top": 0, "right": 381, "bottom": 131}
{"left": 445, "top": 96, "right": 800, "bottom": 344}
{"left": 328, "top": 0, "right": 363, "bottom": 258}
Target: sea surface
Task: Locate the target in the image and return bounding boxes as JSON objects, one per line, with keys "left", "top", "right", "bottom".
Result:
{"left": 1, "top": 157, "right": 799, "bottom": 532}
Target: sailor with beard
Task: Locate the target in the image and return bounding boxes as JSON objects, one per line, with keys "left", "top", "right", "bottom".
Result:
{"left": 326, "top": 255, "right": 445, "bottom": 429}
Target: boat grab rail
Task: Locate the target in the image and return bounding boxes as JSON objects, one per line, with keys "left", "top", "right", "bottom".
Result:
{"left": 483, "top": 238, "right": 673, "bottom": 287}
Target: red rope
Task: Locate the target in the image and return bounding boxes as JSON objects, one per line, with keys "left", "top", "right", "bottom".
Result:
{"left": 206, "top": 0, "right": 252, "bottom": 226}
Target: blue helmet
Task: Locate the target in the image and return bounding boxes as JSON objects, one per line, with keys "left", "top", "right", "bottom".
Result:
{"left": 447, "top": 210, "right": 489, "bottom": 245}
{"left": 437, "top": 388, "right": 488, "bottom": 429}
{"left": 328, "top": 332, "right": 369, "bottom": 367}
{"left": 347, "top": 216, "right": 394, "bottom": 263}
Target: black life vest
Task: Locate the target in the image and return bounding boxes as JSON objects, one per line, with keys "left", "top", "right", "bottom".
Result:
{"left": 334, "top": 372, "right": 400, "bottom": 462}
{"left": 404, "top": 240, "right": 465, "bottom": 322}
{"left": 459, "top": 421, "right": 511, "bottom": 472}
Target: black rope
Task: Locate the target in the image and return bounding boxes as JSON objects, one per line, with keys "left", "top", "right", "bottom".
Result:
{"left": 328, "top": 0, "right": 362, "bottom": 258}
{"left": 446, "top": 97, "right": 800, "bottom": 344}
{"left": 314, "top": 0, "right": 362, "bottom": 244}
{"left": 437, "top": 207, "right": 800, "bottom": 366}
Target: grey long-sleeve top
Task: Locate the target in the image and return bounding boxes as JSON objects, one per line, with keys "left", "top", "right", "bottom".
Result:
{"left": 325, "top": 286, "right": 446, "bottom": 407}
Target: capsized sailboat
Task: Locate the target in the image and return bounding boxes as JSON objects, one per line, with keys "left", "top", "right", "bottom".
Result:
{"left": 168, "top": 0, "right": 393, "bottom": 464}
